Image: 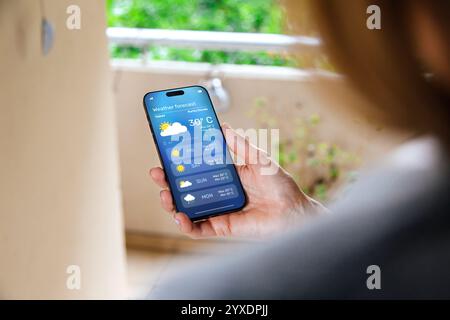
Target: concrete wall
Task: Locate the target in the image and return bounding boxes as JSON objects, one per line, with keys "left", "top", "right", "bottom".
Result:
{"left": 112, "top": 60, "right": 403, "bottom": 236}
{"left": 0, "top": 0, "right": 126, "bottom": 298}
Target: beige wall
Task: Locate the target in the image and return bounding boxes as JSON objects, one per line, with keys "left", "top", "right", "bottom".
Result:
{"left": 112, "top": 61, "right": 403, "bottom": 236}
{"left": 0, "top": 1, "right": 126, "bottom": 298}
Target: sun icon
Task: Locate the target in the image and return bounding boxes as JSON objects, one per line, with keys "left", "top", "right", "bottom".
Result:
{"left": 176, "top": 164, "right": 185, "bottom": 173}
{"left": 171, "top": 148, "right": 180, "bottom": 157}
{"left": 159, "top": 122, "right": 170, "bottom": 131}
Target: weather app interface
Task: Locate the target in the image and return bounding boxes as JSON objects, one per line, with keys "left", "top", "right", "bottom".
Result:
{"left": 145, "top": 86, "right": 246, "bottom": 219}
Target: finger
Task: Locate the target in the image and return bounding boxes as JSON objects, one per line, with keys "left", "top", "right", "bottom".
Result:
{"left": 149, "top": 167, "right": 169, "bottom": 189}
{"left": 174, "top": 213, "right": 216, "bottom": 239}
{"left": 222, "top": 123, "right": 266, "bottom": 165}
{"left": 160, "top": 189, "right": 175, "bottom": 213}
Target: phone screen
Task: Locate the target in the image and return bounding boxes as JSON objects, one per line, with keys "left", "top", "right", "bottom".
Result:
{"left": 143, "top": 86, "right": 246, "bottom": 221}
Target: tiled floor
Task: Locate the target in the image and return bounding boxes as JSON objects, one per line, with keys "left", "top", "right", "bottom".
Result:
{"left": 126, "top": 248, "right": 222, "bottom": 299}
{"left": 125, "top": 234, "right": 248, "bottom": 299}
{"left": 126, "top": 248, "right": 174, "bottom": 299}
{"left": 125, "top": 239, "right": 220, "bottom": 299}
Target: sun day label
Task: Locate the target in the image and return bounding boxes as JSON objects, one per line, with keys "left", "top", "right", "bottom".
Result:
{"left": 175, "top": 169, "right": 233, "bottom": 192}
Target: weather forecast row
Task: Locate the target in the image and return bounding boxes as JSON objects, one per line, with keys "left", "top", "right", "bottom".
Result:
{"left": 158, "top": 120, "right": 234, "bottom": 207}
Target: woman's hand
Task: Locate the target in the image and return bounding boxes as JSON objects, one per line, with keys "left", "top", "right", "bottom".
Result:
{"left": 149, "top": 123, "right": 324, "bottom": 239}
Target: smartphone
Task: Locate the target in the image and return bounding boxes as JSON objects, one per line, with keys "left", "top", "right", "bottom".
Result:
{"left": 143, "top": 85, "right": 247, "bottom": 221}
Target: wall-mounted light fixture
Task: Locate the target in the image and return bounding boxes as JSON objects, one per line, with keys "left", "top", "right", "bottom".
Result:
{"left": 200, "top": 74, "right": 230, "bottom": 112}
{"left": 40, "top": 0, "right": 54, "bottom": 55}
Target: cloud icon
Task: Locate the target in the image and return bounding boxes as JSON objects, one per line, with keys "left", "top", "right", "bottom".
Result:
{"left": 184, "top": 194, "right": 195, "bottom": 202}
{"left": 160, "top": 122, "right": 187, "bottom": 137}
{"left": 179, "top": 180, "right": 193, "bottom": 188}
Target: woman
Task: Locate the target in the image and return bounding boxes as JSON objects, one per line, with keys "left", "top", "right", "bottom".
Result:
{"left": 149, "top": 0, "right": 449, "bottom": 298}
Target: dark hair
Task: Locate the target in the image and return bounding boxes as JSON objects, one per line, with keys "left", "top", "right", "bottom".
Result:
{"left": 284, "top": 0, "right": 450, "bottom": 142}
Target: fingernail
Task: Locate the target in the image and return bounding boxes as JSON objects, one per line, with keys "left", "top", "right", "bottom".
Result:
{"left": 174, "top": 218, "right": 180, "bottom": 225}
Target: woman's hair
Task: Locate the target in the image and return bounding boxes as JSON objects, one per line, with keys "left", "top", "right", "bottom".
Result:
{"left": 284, "top": 0, "right": 449, "bottom": 142}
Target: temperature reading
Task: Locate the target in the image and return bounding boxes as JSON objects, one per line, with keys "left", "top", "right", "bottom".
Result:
{"left": 188, "top": 117, "right": 213, "bottom": 126}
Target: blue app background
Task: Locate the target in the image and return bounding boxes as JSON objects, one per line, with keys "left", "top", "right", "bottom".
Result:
{"left": 144, "top": 86, "right": 246, "bottom": 219}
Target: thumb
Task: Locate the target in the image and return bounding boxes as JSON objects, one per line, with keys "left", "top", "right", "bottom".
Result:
{"left": 221, "top": 123, "right": 266, "bottom": 165}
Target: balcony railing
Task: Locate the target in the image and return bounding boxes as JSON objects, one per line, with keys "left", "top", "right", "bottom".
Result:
{"left": 107, "top": 27, "right": 321, "bottom": 57}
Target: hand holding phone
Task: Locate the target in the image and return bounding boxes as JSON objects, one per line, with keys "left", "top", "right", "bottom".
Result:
{"left": 149, "top": 122, "right": 320, "bottom": 238}
{"left": 144, "top": 86, "right": 247, "bottom": 221}
{"left": 144, "top": 86, "right": 320, "bottom": 238}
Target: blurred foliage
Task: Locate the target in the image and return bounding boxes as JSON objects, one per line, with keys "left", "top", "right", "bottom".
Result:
{"left": 106, "top": 0, "right": 298, "bottom": 66}
{"left": 248, "top": 97, "right": 360, "bottom": 201}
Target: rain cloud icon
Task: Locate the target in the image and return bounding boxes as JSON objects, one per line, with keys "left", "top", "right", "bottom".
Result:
{"left": 183, "top": 194, "right": 195, "bottom": 202}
